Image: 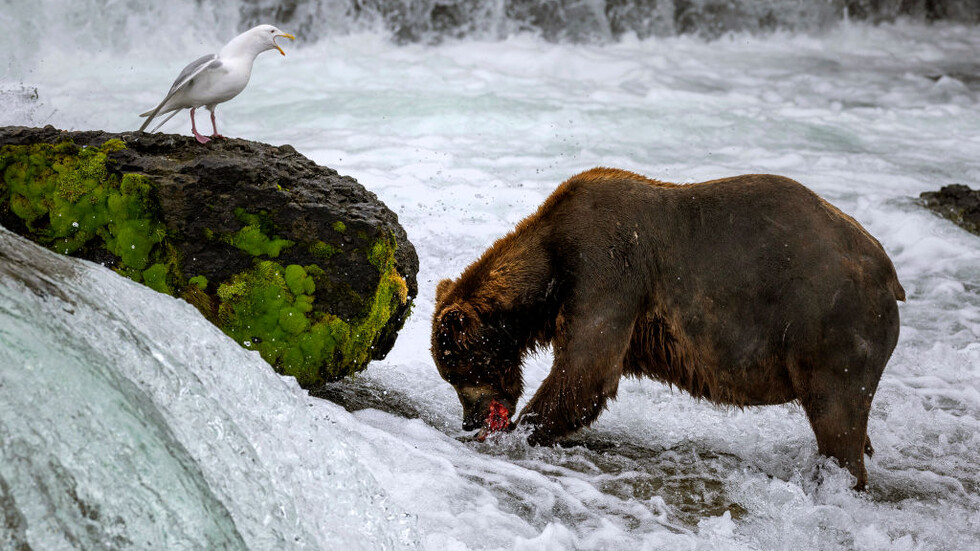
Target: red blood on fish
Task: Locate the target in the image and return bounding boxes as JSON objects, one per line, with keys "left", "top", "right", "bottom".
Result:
{"left": 486, "top": 400, "right": 510, "bottom": 431}
{"left": 476, "top": 399, "right": 510, "bottom": 442}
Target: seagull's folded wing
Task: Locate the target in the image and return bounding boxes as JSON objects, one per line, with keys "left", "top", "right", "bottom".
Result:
{"left": 138, "top": 54, "right": 222, "bottom": 132}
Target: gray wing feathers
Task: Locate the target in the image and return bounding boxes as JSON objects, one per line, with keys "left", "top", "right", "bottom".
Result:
{"left": 170, "top": 54, "right": 220, "bottom": 94}
{"left": 138, "top": 54, "right": 221, "bottom": 132}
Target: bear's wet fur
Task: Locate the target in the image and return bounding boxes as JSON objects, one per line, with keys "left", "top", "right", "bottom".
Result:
{"left": 432, "top": 167, "right": 904, "bottom": 489}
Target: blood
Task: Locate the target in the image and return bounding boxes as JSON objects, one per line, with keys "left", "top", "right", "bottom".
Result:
{"left": 476, "top": 399, "right": 510, "bottom": 442}
{"left": 485, "top": 400, "right": 510, "bottom": 432}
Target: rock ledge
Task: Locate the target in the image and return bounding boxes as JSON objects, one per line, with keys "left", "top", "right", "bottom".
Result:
{"left": 0, "top": 125, "right": 418, "bottom": 386}
{"left": 920, "top": 184, "right": 980, "bottom": 237}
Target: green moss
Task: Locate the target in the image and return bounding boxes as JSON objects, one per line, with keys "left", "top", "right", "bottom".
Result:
{"left": 279, "top": 306, "right": 310, "bottom": 334}
{"left": 213, "top": 234, "right": 409, "bottom": 385}
{"left": 331, "top": 220, "right": 346, "bottom": 233}
{"left": 189, "top": 275, "right": 208, "bottom": 290}
{"left": 225, "top": 208, "right": 294, "bottom": 257}
{"left": 106, "top": 174, "right": 167, "bottom": 270}
{"left": 142, "top": 263, "right": 171, "bottom": 294}
{"left": 309, "top": 240, "right": 340, "bottom": 259}
{"left": 217, "top": 261, "right": 323, "bottom": 386}
{"left": 284, "top": 263, "right": 315, "bottom": 295}
{"left": 0, "top": 140, "right": 176, "bottom": 285}
{"left": 337, "top": 234, "right": 409, "bottom": 369}
{"left": 1, "top": 139, "right": 412, "bottom": 386}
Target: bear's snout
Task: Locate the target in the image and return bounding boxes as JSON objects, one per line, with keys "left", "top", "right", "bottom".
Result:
{"left": 461, "top": 396, "right": 492, "bottom": 431}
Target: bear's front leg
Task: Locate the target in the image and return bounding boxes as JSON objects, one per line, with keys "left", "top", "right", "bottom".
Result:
{"left": 517, "top": 304, "right": 635, "bottom": 445}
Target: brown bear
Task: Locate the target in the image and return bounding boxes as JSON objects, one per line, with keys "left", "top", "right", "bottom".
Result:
{"left": 431, "top": 167, "right": 904, "bottom": 489}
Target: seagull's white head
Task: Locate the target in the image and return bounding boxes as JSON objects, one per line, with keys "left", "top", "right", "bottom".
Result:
{"left": 240, "top": 24, "right": 296, "bottom": 57}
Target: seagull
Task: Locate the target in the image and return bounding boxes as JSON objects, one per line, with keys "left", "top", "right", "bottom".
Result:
{"left": 138, "top": 24, "right": 295, "bottom": 144}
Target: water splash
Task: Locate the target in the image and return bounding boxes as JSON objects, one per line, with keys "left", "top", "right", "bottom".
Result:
{"left": 2, "top": 0, "right": 977, "bottom": 69}
{"left": 0, "top": 227, "right": 419, "bottom": 550}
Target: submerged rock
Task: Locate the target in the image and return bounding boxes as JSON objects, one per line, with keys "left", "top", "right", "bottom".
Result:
{"left": 920, "top": 184, "right": 980, "bottom": 237}
{"left": 0, "top": 125, "right": 418, "bottom": 386}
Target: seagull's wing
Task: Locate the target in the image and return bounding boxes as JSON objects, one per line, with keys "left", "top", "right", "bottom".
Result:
{"left": 138, "top": 54, "right": 222, "bottom": 132}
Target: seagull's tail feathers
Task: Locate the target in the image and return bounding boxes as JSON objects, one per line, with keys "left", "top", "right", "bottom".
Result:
{"left": 138, "top": 109, "right": 160, "bottom": 132}
{"left": 147, "top": 109, "right": 183, "bottom": 134}
{"left": 138, "top": 106, "right": 179, "bottom": 133}
{"left": 138, "top": 96, "right": 179, "bottom": 133}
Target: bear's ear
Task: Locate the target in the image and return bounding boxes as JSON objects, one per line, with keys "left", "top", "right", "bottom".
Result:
{"left": 436, "top": 303, "right": 478, "bottom": 349}
{"left": 435, "top": 278, "right": 454, "bottom": 304}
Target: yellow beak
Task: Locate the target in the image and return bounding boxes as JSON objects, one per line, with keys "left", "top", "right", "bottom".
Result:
{"left": 274, "top": 33, "right": 296, "bottom": 56}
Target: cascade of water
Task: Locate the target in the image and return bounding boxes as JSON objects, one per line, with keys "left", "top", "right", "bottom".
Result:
{"left": 1, "top": 0, "right": 976, "bottom": 67}
{"left": 239, "top": 0, "right": 979, "bottom": 42}
{"left": 0, "top": 227, "right": 418, "bottom": 550}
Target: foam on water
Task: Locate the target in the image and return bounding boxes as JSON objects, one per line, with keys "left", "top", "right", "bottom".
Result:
{"left": 2, "top": 3, "right": 980, "bottom": 549}
{"left": 0, "top": 228, "right": 418, "bottom": 549}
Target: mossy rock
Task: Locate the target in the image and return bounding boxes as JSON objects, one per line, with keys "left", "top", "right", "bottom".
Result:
{"left": 920, "top": 184, "right": 980, "bottom": 237}
{"left": 0, "top": 126, "right": 418, "bottom": 387}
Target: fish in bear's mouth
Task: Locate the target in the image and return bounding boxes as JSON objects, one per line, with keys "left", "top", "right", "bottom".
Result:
{"left": 476, "top": 399, "right": 511, "bottom": 442}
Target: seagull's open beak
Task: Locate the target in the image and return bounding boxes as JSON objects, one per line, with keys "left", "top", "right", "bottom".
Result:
{"left": 273, "top": 33, "right": 295, "bottom": 56}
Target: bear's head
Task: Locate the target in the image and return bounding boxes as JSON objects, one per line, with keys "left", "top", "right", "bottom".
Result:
{"left": 431, "top": 278, "right": 521, "bottom": 433}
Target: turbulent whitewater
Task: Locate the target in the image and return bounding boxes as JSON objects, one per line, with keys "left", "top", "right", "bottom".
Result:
{"left": 2, "top": 0, "right": 980, "bottom": 549}
{"left": 0, "top": 227, "right": 418, "bottom": 549}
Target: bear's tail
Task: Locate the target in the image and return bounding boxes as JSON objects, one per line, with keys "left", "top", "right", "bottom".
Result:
{"left": 890, "top": 277, "right": 907, "bottom": 302}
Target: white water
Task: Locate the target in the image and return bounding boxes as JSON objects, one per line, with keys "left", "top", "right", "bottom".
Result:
{"left": 2, "top": 1, "right": 980, "bottom": 549}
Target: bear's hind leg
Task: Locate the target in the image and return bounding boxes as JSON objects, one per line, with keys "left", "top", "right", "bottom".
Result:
{"left": 797, "top": 383, "right": 874, "bottom": 490}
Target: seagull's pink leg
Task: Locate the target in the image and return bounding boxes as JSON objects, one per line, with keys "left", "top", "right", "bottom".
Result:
{"left": 190, "top": 107, "right": 210, "bottom": 144}
{"left": 209, "top": 109, "right": 224, "bottom": 139}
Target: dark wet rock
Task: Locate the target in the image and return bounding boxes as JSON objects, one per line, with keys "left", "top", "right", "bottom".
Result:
{"left": 0, "top": 125, "right": 418, "bottom": 386}
{"left": 920, "top": 184, "right": 980, "bottom": 236}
